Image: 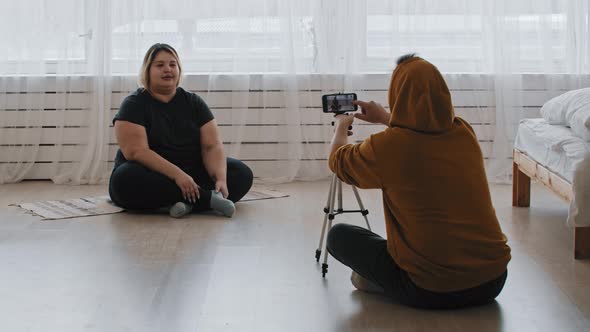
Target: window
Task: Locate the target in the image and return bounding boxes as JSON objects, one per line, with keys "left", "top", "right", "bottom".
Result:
{"left": 1, "top": 0, "right": 587, "bottom": 75}
{"left": 111, "top": 16, "right": 316, "bottom": 74}
{"left": 0, "top": 0, "right": 86, "bottom": 75}
{"left": 363, "top": 0, "right": 575, "bottom": 73}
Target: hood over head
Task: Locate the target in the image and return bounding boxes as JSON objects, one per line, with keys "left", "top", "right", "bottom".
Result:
{"left": 388, "top": 57, "right": 455, "bottom": 133}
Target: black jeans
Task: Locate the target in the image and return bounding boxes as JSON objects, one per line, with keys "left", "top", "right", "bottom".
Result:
{"left": 326, "top": 223, "right": 508, "bottom": 310}
{"left": 109, "top": 157, "right": 253, "bottom": 212}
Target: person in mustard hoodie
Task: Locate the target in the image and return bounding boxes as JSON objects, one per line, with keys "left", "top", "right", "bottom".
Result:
{"left": 326, "top": 54, "right": 511, "bottom": 309}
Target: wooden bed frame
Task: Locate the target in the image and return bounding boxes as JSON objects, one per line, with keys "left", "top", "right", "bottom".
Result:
{"left": 512, "top": 148, "right": 590, "bottom": 259}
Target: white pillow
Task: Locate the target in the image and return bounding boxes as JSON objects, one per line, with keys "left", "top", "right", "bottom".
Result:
{"left": 540, "top": 87, "right": 590, "bottom": 125}
{"left": 540, "top": 87, "right": 590, "bottom": 141}
{"left": 569, "top": 106, "right": 590, "bottom": 141}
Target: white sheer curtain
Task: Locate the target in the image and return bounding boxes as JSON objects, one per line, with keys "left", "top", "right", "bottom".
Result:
{"left": 0, "top": 0, "right": 114, "bottom": 184}
{"left": 1, "top": 0, "right": 589, "bottom": 184}
{"left": 482, "top": 0, "right": 590, "bottom": 182}
{"left": 370, "top": 0, "right": 590, "bottom": 182}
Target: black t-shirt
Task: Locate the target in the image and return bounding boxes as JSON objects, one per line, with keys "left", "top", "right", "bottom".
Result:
{"left": 113, "top": 87, "right": 214, "bottom": 170}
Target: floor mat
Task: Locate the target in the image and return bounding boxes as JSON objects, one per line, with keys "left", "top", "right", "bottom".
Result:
{"left": 241, "top": 186, "right": 289, "bottom": 201}
{"left": 13, "top": 196, "right": 123, "bottom": 220}
{"left": 12, "top": 186, "right": 288, "bottom": 220}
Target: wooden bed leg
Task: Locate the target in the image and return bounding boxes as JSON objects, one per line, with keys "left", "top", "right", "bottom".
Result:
{"left": 512, "top": 161, "right": 530, "bottom": 207}
{"left": 574, "top": 227, "right": 590, "bottom": 259}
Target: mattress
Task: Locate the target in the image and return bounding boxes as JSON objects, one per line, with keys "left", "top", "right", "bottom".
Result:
{"left": 515, "top": 118, "right": 590, "bottom": 226}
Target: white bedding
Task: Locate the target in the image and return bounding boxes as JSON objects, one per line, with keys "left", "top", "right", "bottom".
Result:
{"left": 515, "top": 118, "right": 590, "bottom": 227}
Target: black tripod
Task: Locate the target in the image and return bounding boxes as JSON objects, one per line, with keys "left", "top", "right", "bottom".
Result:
{"left": 315, "top": 172, "right": 371, "bottom": 277}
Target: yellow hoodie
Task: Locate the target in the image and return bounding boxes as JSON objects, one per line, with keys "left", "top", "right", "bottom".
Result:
{"left": 329, "top": 57, "right": 511, "bottom": 292}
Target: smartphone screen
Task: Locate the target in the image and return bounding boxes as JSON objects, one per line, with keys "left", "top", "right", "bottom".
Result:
{"left": 322, "top": 93, "right": 357, "bottom": 113}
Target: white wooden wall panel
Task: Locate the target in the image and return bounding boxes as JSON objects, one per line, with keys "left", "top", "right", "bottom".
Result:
{"left": 1, "top": 107, "right": 506, "bottom": 127}
{"left": 3, "top": 73, "right": 586, "bottom": 180}
{"left": 1, "top": 124, "right": 495, "bottom": 146}
{"left": 0, "top": 142, "right": 493, "bottom": 164}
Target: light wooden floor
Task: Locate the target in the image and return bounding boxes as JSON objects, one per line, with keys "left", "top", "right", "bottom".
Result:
{"left": 0, "top": 180, "right": 589, "bottom": 332}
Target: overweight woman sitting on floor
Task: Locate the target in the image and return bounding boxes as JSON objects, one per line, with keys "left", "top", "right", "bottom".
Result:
{"left": 109, "top": 43, "right": 253, "bottom": 218}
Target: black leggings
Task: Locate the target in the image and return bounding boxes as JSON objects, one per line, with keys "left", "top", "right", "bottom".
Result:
{"left": 326, "top": 223, "right": 507, "bottom": 310}
{"left": 109, "top": 157, "right": 253, "bottom": 212}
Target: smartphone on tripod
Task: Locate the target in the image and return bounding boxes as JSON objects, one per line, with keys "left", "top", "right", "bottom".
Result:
{"left": 322, "top": 93, "right": 357, "bottom": 114}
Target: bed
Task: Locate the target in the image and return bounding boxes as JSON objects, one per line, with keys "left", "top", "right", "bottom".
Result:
{"left": 513, "top": 118, "right": 590, "bottom": 259}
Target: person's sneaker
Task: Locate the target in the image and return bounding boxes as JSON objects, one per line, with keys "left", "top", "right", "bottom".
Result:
{"left": 169, "top": 202, "right": 193, "bottom": 218}
{"left": 210, "top": 191, "right": 235, "bottom": 217}
{"left": 350, "top": 271, "right": 385, "bottom": 294}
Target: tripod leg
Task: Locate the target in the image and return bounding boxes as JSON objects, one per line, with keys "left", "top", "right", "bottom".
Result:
{"left": 337, "top": 177, "right": 343, "bottom": 213}
{"left": 351, "top": 186, "right": 371, "bottom": 231}
{"left": 322, "top": 217, "right": 333, "bottom": 278}
{"left": 321, "top": 176, "right": 339, "bottom": 277}
{"left": 316, "top": 174, "right": 337, "bottom": 262}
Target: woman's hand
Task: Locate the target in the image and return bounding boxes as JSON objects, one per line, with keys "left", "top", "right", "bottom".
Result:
{"left": 352, "top": 100, "right": 390, "bottom": 125}
{"left": 215, "top": 179, "right": 229, "bottom": 199}
{"left": 174, "top": 171, "right": 200, "bottom": 203}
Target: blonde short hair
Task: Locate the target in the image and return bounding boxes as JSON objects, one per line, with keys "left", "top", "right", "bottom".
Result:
{"left": 139, "top": 43, "right": 182, "bottom": 90}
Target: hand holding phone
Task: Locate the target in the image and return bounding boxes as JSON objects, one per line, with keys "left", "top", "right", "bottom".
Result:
{"left": 333, "top": 113, "right": 355, "bottom": 135}
{"left": 322, "top": 93, "right": 358, "bottom": 114}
